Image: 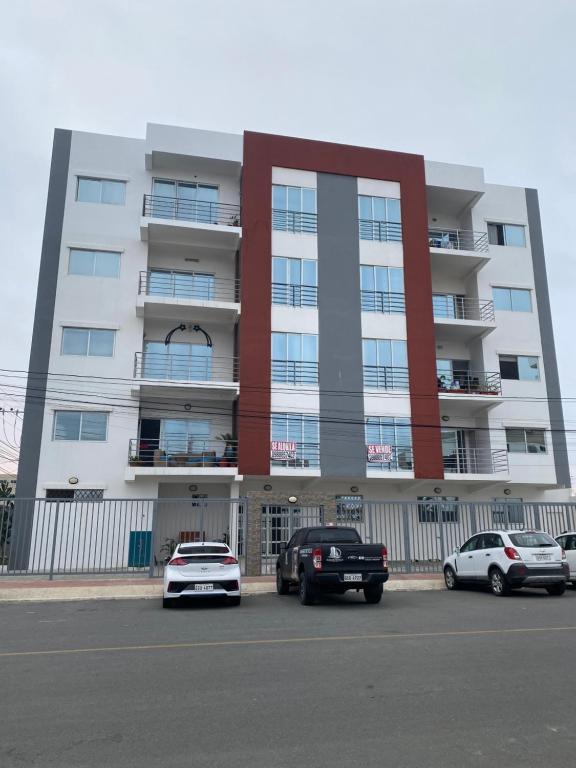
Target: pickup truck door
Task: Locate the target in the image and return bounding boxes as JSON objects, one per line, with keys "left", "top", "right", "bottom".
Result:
{"left": 289, "top": 531, "right": 303, "bottom": 580}
{"left": 282, "top": 533, "right": 298, "bottom": 579}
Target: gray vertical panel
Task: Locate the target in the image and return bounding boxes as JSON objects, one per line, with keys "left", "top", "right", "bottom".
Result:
{"left": 317, "top": 173, "right": 365, "bottom": 476}
{"left": 525, "top": 188, "right": 571, "bottom": 488}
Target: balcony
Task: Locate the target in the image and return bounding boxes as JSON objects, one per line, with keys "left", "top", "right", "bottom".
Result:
{"left": 272, "top": 283, "right": 318, "bottom": 308}
{"left": 137, "top": 271, "right": 240, "bottom": 323}
{"left": 363, "top": 366, "right": 409, "bottom": 391}
{"left": 272, "top": 209, "right": 317, "bottom": 235}
{"left": 361, "top": 290, "right": 405, "bottom": 314}
{"left": 366, "top": 445, "right": 414, "bottom": 478}
{"left": 126, "top": 438, "right": 239, "bottom": 481}
{"left": 132, "top": 352, "right": 239, "bottom": 399}
{"left": 438, "top": 371, "right": 502, "bottom": 415}
{"left": 359, "top": 220, "right": 402, "bottom": 243}
{"left": 141, "top": 195, "right": 241, "bottom": 250}
{"left": 272, "top": 360, "right": 319, "bottom": 386}
{"left": 428, "top": 228, "right": 490, "bottom": 278}
{"left": 270, "top": 441, "right": 320, "bottom": 477}
{"left": 443, "top": 448, "right": 509, "bottom": 478}
{"left": 433, "top": 295, "right": 495, "bottom": 340}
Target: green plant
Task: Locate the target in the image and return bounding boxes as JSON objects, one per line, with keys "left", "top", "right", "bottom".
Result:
{"left": 158, "top": 537, "right": 177, "bottom": 564}
{"left": 0, "top": 480, "right": 15, "bottom": 559}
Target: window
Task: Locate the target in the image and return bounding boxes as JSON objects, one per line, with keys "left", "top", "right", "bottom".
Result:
{"left": 336, "top": 496, "right": 364, "bottom": 522}
{"left": 505, "top": 428, "right": 547, "bottom": 454}
{"left": 492, "top": 498, "right": 524, "bottom": 525}
{"left": 417, "top": 497, "right": 459, "bottom": 523}
{"left": 53, "top": 411, "right": 108, "bottom": 441}
{"left": 492, "top": 287, "right": 532, "bottom": 312}
{"left": 148, "top": 270, "right": 215, "bottom": 300}
{"left": 508, "top": 532, "right": 556, "bottom": 548}
{"left": 272, "top": 257, "right": 317, "bottom": 307}
{"left": 76, "top": 177, "right": 126, "bottom": 205}
{"left": 460, "top": 535, "right": 480, "bottom": 553}
{"left": 160, "top": 419, "right": 211, "bottom": 454}
{"left": 487, "top": 222, "right": 526, "bottom": 247}
{"left": 358, "top": 195, "right": 402, "bottom": 241}
{"left": 143, "top": 341, "right": 213, "bottom": 381}
{"left": 432, "top": 294, "right": 467, "bottom": 319}
{"left": 365, "top": 416, "right": 412, "bottom": 470}
{"left": 478, "top": 533, "right": 504, "bottom": 549}
{"left": 46, "top": 489, "right": 104, "bottom": 501}
{"left": 61, "top": 328, "right": 115, "bottom": 357}
{"left": 272, "top": 333, "right": 318, "bottom": 384}
{"left": 362, "top": 339, "right": 408, "bottom": 390}
{"left": 499, "top": 355, "right": 540, "bottom": 381}
{"left": 272, "top": 185, "right": 317, "bottom": 234}
{"left": 150, "top": 179, "right": 220, "bottom": 223}
{"left": 68, "top": 249, "right": 121, "bottom": 278}
{"left": 360, "top": 266, "right": 405, "bottom": 313}
{"left": 271, "top": 413, "right": 319, "bottom": 468}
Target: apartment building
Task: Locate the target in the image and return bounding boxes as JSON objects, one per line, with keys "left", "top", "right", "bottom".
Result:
{"left": 15, "top": 124, "right": 571, "bottom": 572}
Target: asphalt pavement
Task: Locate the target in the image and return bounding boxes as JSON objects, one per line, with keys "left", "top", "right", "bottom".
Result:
{"left": 1, "top": 587, "right": 576, "bottom": 768}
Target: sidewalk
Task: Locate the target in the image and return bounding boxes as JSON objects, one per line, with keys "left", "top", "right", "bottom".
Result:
{"left": 0, "top": 573, "right": 444, "bottom": 603}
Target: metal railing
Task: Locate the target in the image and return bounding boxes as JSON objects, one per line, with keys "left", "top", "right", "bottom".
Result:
{"left": 361, "top": 290, "right": 406, "bottom": 314}
{"left": 134, "top": 352, "right": 238, "bottom": 383}
{"left": 129, "top": 438, "right": 238, "bottom": 469}
{"left": 139, "top": 271, "right": 239, "bottom": 303}
{"left": 270, "top": 442, "right": 320, "bottom": 469}
{"left": 143, "top": 194, "right": 241, "bottom": 227}
{"left": 443, "top": 448, "right": 509, "bottom": 475}
{"left": 437, "top": 371, "right": 501, "bottom": 395}
{"left": 363, "top": 365, "right": 410, "bottom": 390}
{"left": 428, "top": 228, "right": 489, "bottom": 253}
{"left": 272, "top": 360, "right": 319, "bottom": 385}
{"left": 271, "top": 283, "right": 318, "bottom": 307}
{"left": 272, "top": 209, "right": 317, "bottom": 234}
{"left": 366, "top": 446, "right": 414, "bottom": 472}
{"left": 359, "top": 219, "right": 402, "bottom": 242}
{"left": 432, "top": 295, "right": 495, "bottom": 322}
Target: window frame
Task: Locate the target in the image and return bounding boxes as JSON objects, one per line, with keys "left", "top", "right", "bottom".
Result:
{"left": 492, "top": 286, "right": 532, "bottom": 313}
{"left": 487, "top": 222, "right": 526, "bottom": 247}
{"left": 68, "top": 248, "right": 121, "bottom": 278}
{"left": 505, "top": 428, "right": 547, "bottom": 454}
{"left": 271, "top": 256, "right": 318, "bottom": 307}
{"left": 499, "top": 354, "right": 540, "bottom": 381}
{"left": 61, "top": 327, "right": 116, "bottom": 358}
{"left": 76, "top": 177, "right": 126, "bottom": 205}
{"left": 53, "top": 411, "right": 109, "bottom": 442}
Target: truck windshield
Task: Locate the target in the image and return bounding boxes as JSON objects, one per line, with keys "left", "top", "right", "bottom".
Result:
{"left": 305, "top": 529, "right": 361, "bottom": 544}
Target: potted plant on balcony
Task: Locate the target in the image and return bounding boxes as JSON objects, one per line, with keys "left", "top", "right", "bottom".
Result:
{"left": 217, "top": 433, "right": 236, "bottom": 467}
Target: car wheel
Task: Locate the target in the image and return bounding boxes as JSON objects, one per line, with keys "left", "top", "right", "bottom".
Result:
{"left": 364, "top": 584, "right": 383, "bottom": 604}
{"left": 489, "top": 567, "right": 510, "bottom": 596}
{"left": 162, "top": 598, "right": 174, "bottom": 609}
{"left": 444, "top": 566, "right": 459, "bottom": 591}
{"left": 299, "top": 572, "right": 316, "bottom": 605}
{"left": 276, "top": 567, "right": 290, "bottom": 595}
{"left": 228, "top": 595, "right": 242, "bottom": 606}
{"left": 546, "top": 583, "right": 566, "bottom": 596}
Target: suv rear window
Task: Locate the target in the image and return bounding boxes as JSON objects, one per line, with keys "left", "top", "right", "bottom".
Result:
{"left": 508, "top": 532, "right": 556, "bottom": 548}
{"left": 178, "top": 545, "right": 229, "bottom": 555}
{"left": 304, "top": 528, "right": 362, "bottom": 544}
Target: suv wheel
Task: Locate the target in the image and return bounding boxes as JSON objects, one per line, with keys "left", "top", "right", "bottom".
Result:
{"left": 276, "top": 567, "right": 290, "bottom": 595}
{"left": 546, "top": 583, "right": 566, "bottom": 596}
{"left": 299, "top": 572, "right": 316, "bottom": 606}
{"left": 489, "top": 567, "right": 510, "bottom": 597}
{"left": 444, "top": 566, "right": 459, "bottom": 591}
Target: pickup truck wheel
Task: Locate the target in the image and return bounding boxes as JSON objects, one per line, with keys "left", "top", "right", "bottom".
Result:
{"left": 546, "top": 583, "right": 566, "bottom": 596}
{"left": 364, "top": 584, "right": 383, "bottom": 604}
{"left": 276, "top": 568, "right": 290, "bottom": 595}
{"left": 299, "top": 572, "right": 316, "bottom": 605}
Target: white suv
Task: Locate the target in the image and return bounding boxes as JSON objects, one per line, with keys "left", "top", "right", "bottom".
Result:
{"left": 443, "top": 529, "right": 569, "bottom": 596}
{"left": 555, "top": 532, "right": 576, "bottom": 588}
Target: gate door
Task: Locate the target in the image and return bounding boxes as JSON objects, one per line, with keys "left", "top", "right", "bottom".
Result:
{"left": 261, "top": 506, "right": 324, "bottom": 575}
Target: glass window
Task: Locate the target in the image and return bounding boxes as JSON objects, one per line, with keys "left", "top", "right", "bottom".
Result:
{"left": 493, "top": 498, "right": 524, "bottom": 525}
{"left": 358, "top": 196, "right": 402, "bottom": 242}
{"left": 271, "top": 333, "right": 318, "bottom": 384}
{"left": 360, "top": 266, "right": 405, "bottom": 313}
{"left": 460, "top": 535, "right": 480, "bottom": 553}
{"left": 76, "top": 178, "right": 101, "bottom": 203}
{"left": 160, "top": 419, "right": 210, "bottom": 454}
{"left": 506, "top": 428, "right": 547, "bottom": 454}
{"left": 77, "top": 177, "right": 126, "bottom": 205}
{"left": 493, "top": 287, "right": 532, "bottom": 312}
{"left": 62, "top": 328, "right": 115, "bottom": 357}
{"left": 492, "top": 287, "right": 512, "bottom": 311}
{"left": 488, "top": 222, "right": 525, "bottom": 247}
{"left": 417, "top": 497, "right": 459, "bottom": 523}
{"left": 363, "top": 339, "right": 408, "bottom": 390}
{"left": 365, "top": 416, "right": 412, "bottom": 470}
{"left": 271, "top": 413, "right": 320, "bottom": 467}
{"left": 271, "top": 257, "right": 317, "bottom": 307}
{"left": 53, "top": 411, "right": 107, "bottom": 441}
{"left": 87, "top": 329, "right": 115, "bottom": 356}
{"left": 499, "top": 355, "right": 539, "bottom": 381}
{"left": 61, "top": 328, "right": 89, "bottom": 356}
{"left": 272, "top": 185, "right": 317, "bottom": 233}
{"left": 101, "top": 179, "right": 126, "bottom": 205}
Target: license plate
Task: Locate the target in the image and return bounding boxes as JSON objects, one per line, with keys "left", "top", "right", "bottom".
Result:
{"left": 535, "top": 554, "right": 551, "bottom": 562}
{"left": 194, "top": 583, "right": 214, "bottom": 591}
{"left": 344, "top": 574, "right": 363, "bottom": 582}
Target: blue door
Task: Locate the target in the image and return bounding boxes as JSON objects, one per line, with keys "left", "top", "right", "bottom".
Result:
{"left": 128, "top": 531, "right": 152, "bottom": 567}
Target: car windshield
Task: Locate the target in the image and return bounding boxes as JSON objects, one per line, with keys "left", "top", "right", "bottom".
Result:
{"left": 305, "top": 528, "right": 361, "bottom": 544}
{"left": 177, "top": 545, "right": 229, "bottom": 555}
{"left": 508, "top": 532, "right": 556, "bottom": 548}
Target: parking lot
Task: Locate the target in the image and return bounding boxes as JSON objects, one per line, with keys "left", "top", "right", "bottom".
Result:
{"left": 1, "top": 588, "right": 576, "bottom": 768}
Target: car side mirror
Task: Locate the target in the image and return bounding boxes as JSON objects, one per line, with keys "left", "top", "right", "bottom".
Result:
{"left": 453, "top": 546, "right": 460, "bottom": 555}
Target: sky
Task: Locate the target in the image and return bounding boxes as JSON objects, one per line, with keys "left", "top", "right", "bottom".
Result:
{"left": 0, "top": 0, "right": 575, "bottom": 483}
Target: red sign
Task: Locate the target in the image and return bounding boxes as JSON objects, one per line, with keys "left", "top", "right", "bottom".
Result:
{"left": 367, "top": 444, "right": 394, "bottom": 463}
{"left": 271, "top": 441, "right": 297, "bottom": 460}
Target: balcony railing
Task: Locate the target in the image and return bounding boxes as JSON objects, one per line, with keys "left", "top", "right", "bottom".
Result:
{"left": 428, "top": 228, "right": 489, "bottom": 253}
{"left": 272, "top": 283, "right": 318, "bottom": 308}
{"left": 272, "top": 360, "right": 319, "bottom": 385}
{"left": 363, "top": 365, "right": 409, "bottom": 391}
{"left": 359, "top": 219, "right": 402, "bottom": 242}
{"left": 139, "top": 271, "right": 239, "bottom": 303}
{"left": 134, "top": 352, "right": 238, "bottom": 383}
{"left": 432, "top": 295, "right": 495, "bottom": 322}
{"left": 272, "top": 209, "right": 317, "bottom": 234}
{"left": 443, "top": 448, "right": 509, "bottom": 475}
{"left": 129, "top": 438, "right": 237, "bottom": 468}
{"left": 271, "top": 442, "right": 320, "bottom": 469}
{"left": 143, "top": 195, "right": 241, "bottom": 227}
{"left": 366, "top": 445, "right": 414, "bottom": 471}
{"left": 437, "top": 371, "right": 501, "bottom": 396}
{"left": 361, "top": 290, "right": 406, "bottom": 314}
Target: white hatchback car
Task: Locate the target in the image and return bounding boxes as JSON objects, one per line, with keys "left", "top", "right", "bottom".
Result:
{"left": 163, "top": 541, "right": 241, "bottom": 608}
{"left": 443, "top": 529, "right": 569, "bottom": 596}
{"left": 555, "top": 532, "right": 576, "bottom": 587}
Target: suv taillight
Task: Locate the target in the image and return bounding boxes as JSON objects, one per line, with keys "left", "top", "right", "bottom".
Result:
{"left": 312, "top": 547, "right": 322, "bottom": 570}
{"left": 168, "top": 557, "right": 188, "bottom": 566}
{"left": 382, "top": 547, "right": 388, "bottom": 569}
{"left": 221, "top": 556, "right": 238, "bottom": 565}
{"left": 504, "top": 547, "right": 521, "bottom": 561}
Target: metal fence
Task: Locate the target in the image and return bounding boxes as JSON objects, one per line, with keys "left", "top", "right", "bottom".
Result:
{"left": 1, "top": 497, "right": 246, "bottom": 579}
{"left": 260, "top": 501, "right": 576, "bottom": 575}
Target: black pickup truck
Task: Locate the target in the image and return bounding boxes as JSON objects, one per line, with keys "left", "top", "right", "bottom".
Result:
{"left": 275, "top": 525, "right": 389, "bottom": 605}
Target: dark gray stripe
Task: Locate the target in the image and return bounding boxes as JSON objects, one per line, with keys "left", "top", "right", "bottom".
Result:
{"left": 16, "top": 129, "right": 71, "bottom": 497}
{"left": 317, "top": 173, "right": 365, "bottom": 477}
{"left": 525, "top": 188, "right": 571, "bottom": 488}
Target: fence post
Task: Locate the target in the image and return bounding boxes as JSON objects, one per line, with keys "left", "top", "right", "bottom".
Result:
{"left": 48, "top": 502, "right": 60, "bottom": 581}
{"left": 469, "top": 503, "right": 478, "bottom": 535}
{"left": 402, "top": 504, "right": 412, "bottom": 574}
{"left": 533, "top": 504, "right": 542, "bottom": 531}
{"left": 148, "top": 500, "right": 157, "bottom": 579}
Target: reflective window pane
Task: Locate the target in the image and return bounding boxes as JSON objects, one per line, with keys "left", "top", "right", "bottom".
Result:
{"left": 88, "top": 329, "right": 115, "bottom": 357}
{"left": 93, "top": 251, "right": 121, "bottom": 278}
{"left": 80, "top": 412, "right": 108, "bottom": 441}
{"left": 504, "top": 225, "right": 525, "bottom": 247}
{"left": 77, "top": 178, "right": 101, "bottom": 202}
{"left": 69, "top": 249, "right": 95, "bottom": 276}
{"left": 372, "top": 197, "right": 386, "bottom": 221}
{"left": 153, "top": 180, "right": 176, "bottom": 197}
{"left": 360, "top": 266, "right": 375, "bottom": 291}
{"left": 287, "top": 187, "right": 301, "bottom": 212}
{"left": 493, "top": 287, "right": 512, "bottom": 311}
{"left": 302, "top": 188, "right": 316, "bottom": 214}
{"left": 358, "top": 196, "right": 372, "bottom": 220}
{"left": 101, "top": 180, "right": 126, "bottom": 205}
{"left": 302, "top": 335, "right": 318, "bottom": 362}
{"left": 62, "top": 328, "right": 89, "bottom": 356}
{"left": 386, "top": 198, "right": 401, "bottom": 223}
{"left": 392, "top": 340, "right": 407, "bottom": 367}
{"left": 54, "top": 411, "right": 81, "bottom": 440}
{"left": 272, "top": 185, "right": 287, "bottom": 210}
{"left": 525, "top": 429, "right": 546, "bottom": 453}
{"left": 389, "top": 268, "right": 404, "bottom": 293}
{"left": 302, "top": 260, "right": 317, "bottom": 286}
{"left": 511, "top": 289, "right": 532, "bottom": 312}
{"left": 363, "top": 339, "right": 377, "bottom": 365}
{"left": 518, "top": 356, "right": 539, "bottom": 381}
{"left": 272, "top": 257, "right": 287, "bottom": 284}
